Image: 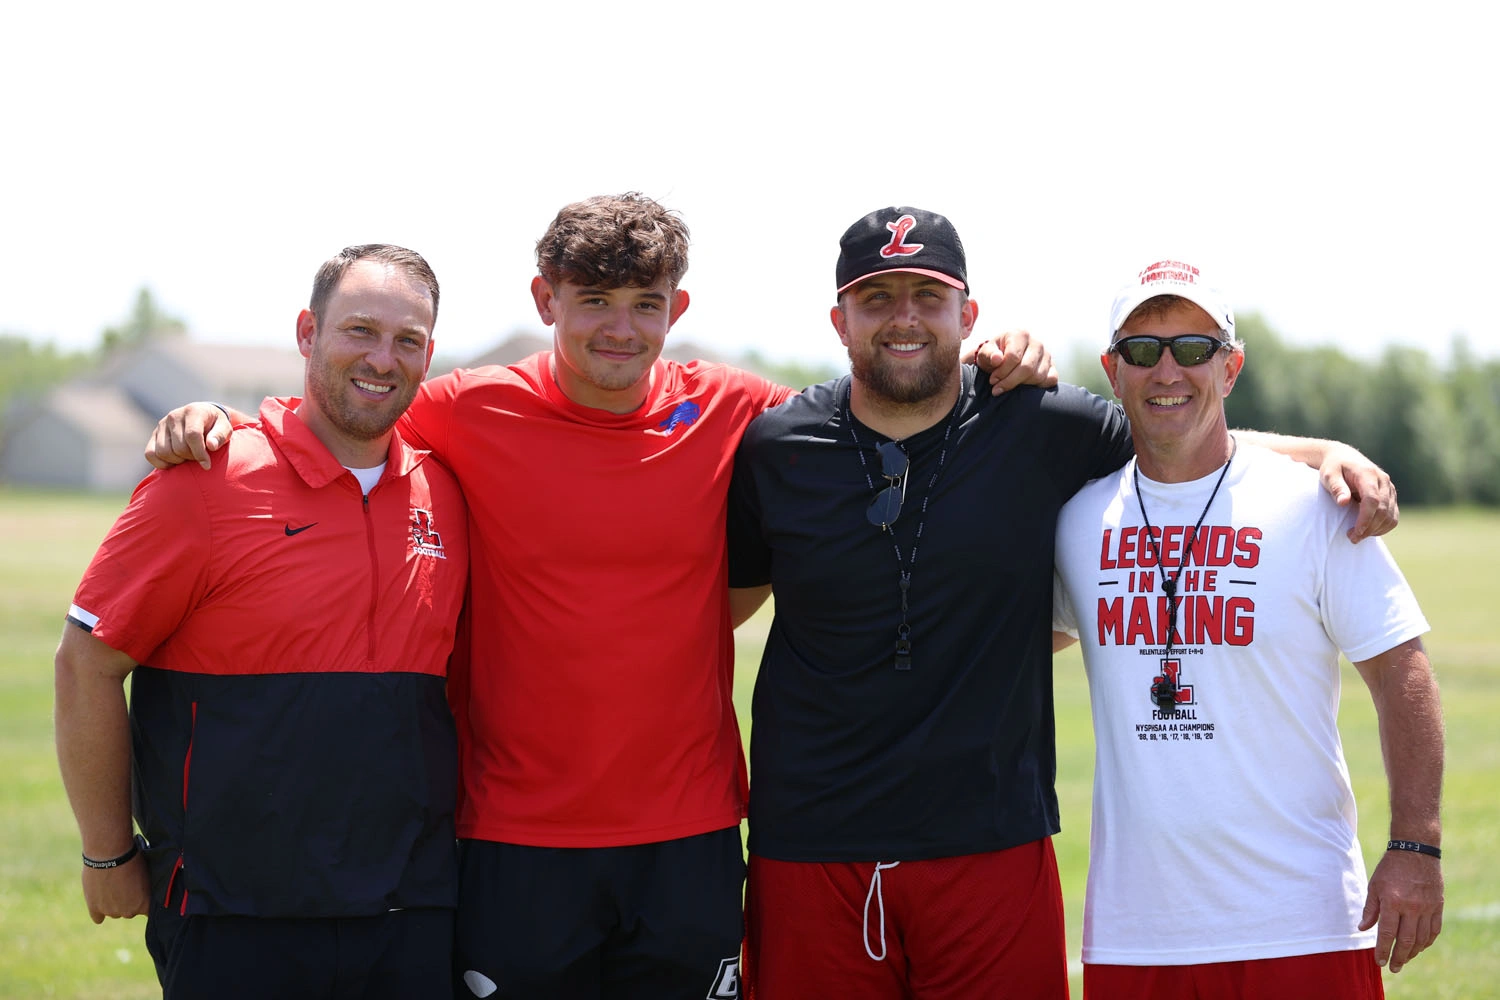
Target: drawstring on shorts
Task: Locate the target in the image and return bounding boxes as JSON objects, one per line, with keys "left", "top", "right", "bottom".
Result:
{"left": 862, "top": 861, "right": 902, "bottom": 961}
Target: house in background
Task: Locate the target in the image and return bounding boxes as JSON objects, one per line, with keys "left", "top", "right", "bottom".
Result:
{"left": 0, "top": 336, "right": 304, "bottom": 492}
{"left": 2, "top": 331, "right": 752, "bottom": 493}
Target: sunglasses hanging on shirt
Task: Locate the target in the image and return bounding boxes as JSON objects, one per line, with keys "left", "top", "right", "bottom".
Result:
{"left": 847, "top": 371, "right": 970, "bottom": 671}
{"left": 866, "top": 442, "right": 909, "bottom": 528}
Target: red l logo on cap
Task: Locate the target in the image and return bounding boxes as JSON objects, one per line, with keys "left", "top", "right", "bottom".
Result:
{"left": 880, "top": 216, "right": 924, "bottom": 258}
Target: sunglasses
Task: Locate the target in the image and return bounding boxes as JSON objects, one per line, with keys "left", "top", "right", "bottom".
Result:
{"left": 866, "top": 441, "right": 909, "bottom": 529}
{"left": 1111, "top": 334, "right": 1232, "bottom": 368}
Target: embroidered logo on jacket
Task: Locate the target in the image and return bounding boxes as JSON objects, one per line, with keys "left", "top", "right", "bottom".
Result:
{"left": 657, "top": 400, "right": 701, "bottom": 435}
{"left": 410, "top": 508, "right": 446, "bottom": 559}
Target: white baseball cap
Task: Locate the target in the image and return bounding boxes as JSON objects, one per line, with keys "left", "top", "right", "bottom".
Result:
{"left": 1109, "top": 259, "right": 1235, "bottom": 343}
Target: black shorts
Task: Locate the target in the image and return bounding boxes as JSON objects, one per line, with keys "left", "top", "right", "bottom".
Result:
{"left": 455, "top": 827, "right": 745, "bottom": 999}
{"left": 144, "top": 905, "right": 453, "bottom": 1000}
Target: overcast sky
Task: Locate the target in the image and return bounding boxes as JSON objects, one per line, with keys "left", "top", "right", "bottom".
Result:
{"left": 4, "top": 1, "right": 1494, "bottom": 378}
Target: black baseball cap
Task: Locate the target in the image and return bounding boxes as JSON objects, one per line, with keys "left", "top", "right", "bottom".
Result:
{"left": 835, "top": 206, "right": 969, "bottom": 295}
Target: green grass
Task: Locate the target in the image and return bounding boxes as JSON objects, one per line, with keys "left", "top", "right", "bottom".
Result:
{"left": 5, "top": 490, "right": 1497, "bottom": 997}
{"left": 0, "top": 487, "right": 160, "bottom": 999}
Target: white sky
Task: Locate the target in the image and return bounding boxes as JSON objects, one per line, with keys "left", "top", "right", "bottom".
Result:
{"left": 3, "top": 1, "right": 1495, "bottom": 376}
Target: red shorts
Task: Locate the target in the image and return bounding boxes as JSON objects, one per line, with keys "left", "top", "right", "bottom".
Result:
{"left": 745, "top": 838, "right": 1068, "bottom": 1000}
{"left": 1084, "top": 948, "right": 1384, "bottom": 1000}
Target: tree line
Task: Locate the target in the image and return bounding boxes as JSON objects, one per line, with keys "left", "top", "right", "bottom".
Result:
{"left": 7, "top": 292, "right": 1498, "bottom": 505}
{"left": 1069, "top": 314, "right": 1500, "bottom": 506}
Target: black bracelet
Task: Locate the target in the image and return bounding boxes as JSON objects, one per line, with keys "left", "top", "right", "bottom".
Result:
{"left": 1387, "top": 839, "right": 1442, "bottom": 859}
{"left": 82, "top": 834, "right": 145, "bottom": 870}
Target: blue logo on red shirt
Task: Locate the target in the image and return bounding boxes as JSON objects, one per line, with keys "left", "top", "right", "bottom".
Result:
{"left": 657, "top": 401, "right": 701, "bottom": 435}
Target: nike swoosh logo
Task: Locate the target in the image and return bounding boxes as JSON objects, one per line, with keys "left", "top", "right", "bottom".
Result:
{"left": 284, "top": 522, "right": 318, "bottom": 536}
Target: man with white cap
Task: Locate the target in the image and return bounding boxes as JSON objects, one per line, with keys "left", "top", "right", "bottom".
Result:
{"left": 727, "top": 213, "right": 1402, "bottom": 1000}
{"left": 1052, "top": 260, "right": 1445, "bottom": 999}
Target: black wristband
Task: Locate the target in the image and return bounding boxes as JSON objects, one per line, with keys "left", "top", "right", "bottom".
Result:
{"left": 1387, "top": 839, "right": 1442, "bottom": 859}
{"left": 82, "top": 834, "right": 145, "bottom": 870}
{"left": 210, "top": 402, "right": 232, "bottom": 422}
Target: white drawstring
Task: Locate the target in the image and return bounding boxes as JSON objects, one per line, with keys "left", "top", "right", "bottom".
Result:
{"left": 862, "top": 861, "right": 901, "bottom": 961}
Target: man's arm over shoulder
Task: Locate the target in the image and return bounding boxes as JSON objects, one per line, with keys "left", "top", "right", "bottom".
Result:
{"left": 145, "top": 402, "right": 249, "bottom": 470}
{"left": 967, "top": 328, "right": 1060, "bottom": 394}
{"left": 398, "top": 368, "right": 468, "bottom": 457}
{"left": 726, "top": 416, "right": 775, "bottom": 595}
{"left": 714, "top": 364, "right": 796, "bottom": 413}
{"left": 1353, "top": 637, "right": 1445, "bottom": 974}
{"left": 54, "top": 624, "right": 149, "bottom": 923}
{"left": 1234, "top": 430, "right": 1397, "bottom": 542}
{"left": 1037, "top": 383, "right": 1134, "bottom": 486}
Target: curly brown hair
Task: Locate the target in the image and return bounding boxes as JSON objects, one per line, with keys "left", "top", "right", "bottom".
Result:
{"left": 535, "top": 193, "right": 690, "bottom": 290}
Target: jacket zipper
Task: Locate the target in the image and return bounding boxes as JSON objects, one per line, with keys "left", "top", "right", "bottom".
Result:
{"left": 363, "top": 493, "right": 378, "bottom": 662}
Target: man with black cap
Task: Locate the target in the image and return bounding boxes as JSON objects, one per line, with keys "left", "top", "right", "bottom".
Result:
{"left": 726, "top": 211, "right": 1401, "bottom": 999}
{"left": 727, "top": 207, "right": 1131, "bottom": 998}
{"left": 1052, "top": 261, "right": 1444, "bottom": 998}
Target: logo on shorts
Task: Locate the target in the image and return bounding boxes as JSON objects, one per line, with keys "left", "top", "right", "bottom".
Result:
{"left": 462, "top": 969, "right": 498, "bottom": 998}
{"left": 410, "top": 508, "right": 446, "bottom": 559}
{"left": 706, "top": 955, "right": 739, "bottom": 998}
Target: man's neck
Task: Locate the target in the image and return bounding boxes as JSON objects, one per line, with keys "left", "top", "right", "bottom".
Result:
{"left": 1135, "top": 430, "right": 1235, "bottom": 484}
{"left": 549, "top": 355, "right": 653, "bottom": 415}
{"left": 849, "top": 371, "right": 963, "bottom": 441}
{"left": 294, "top": 403, "right": 391, "bottom": 468}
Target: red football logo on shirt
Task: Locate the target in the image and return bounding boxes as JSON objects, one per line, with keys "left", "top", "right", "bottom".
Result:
{"left": 410, "top": 508, "right": 446, "bottom": 559}
{"left": 1150, "top": 658, "right": 1194, "bottom": 708}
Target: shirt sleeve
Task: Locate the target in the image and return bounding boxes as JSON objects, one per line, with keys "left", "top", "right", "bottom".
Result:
{"left": 1081, "top": 389, "right": 1134, "bottom": 481}
{"left": 729, "top": 366, "right": 797, "bottom": 413}
{"left": 1044, "top": 384, "right": 1135, "bottom": 495}
{"left": 69, "top": 467, "right": 214, "bottom": 664}
{"left": 726, "top": 431, "right": 773, "bottom": 589}
{"left": 1319, "top": 510, "right": 1430, "bottom": 662}
{"left": 399, "top": 370, "right": 463, "bottom": 459}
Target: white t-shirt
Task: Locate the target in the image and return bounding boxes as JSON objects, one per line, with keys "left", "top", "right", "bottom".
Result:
{"left": 1054, "top": 443, "right": 1428, "bottom": 966}
{"left": 346, "top": 462, "right": 386, "bottom": 495}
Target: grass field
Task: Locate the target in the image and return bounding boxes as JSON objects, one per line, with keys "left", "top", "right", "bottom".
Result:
{"left": 3, "top": 488, "right": 1496, "bottom": 998}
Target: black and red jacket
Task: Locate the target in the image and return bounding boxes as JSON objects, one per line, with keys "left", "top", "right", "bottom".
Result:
{"left": 68, "top": 398, "right": 468, "bottom": 917}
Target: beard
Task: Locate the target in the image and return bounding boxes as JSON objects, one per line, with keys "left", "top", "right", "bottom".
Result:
{"left": 304, "top": 358, "right": 416, "bottom": 443}
{"left": 848, "top": 338, "right": 961, "bottom": 406}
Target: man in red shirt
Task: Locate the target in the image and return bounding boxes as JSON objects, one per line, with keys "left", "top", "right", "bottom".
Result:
{"left": 56, "top": 245, "right": 469, "bottom": 1000}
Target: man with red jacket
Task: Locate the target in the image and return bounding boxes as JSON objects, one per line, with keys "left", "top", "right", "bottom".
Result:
{"left": 56, "top": 245, "right": 469, "bottom": 1000}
